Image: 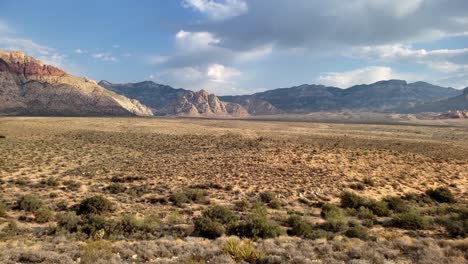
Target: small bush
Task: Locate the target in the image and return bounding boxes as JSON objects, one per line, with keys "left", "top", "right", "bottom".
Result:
{"left": 357, "top": 206, "right": 377, "bottom": 227}
{"left": 234, "top": 200, "right": 250, "bottom": 212}
{"left": 194, "top": 216, "right": 226, "bottom": 239}
{"left": 384, "top": 196, "right": 407, "bottom": 213}
{"left": 0, "top": 135, "right": 5, "bottom": 139}
{"left": 81, "top": 214, "right": 113, "bottom": 238}
{"left": 117, "top": 214, "right": 160, "bottom": 237}
{"left": 56, "top": 212, "right": 81, "bottom": 232}
{"left": 287, "top": 215, "right": 313, "bottom": 237}
{"left": 16, "top": 195, "right": 43, "bottom": 213}
{"left": 169, "top": 192, "right": 189, "bottom": 207}
{"left": 363, "top": 177, "right": 375, "bottom": 186}
{"left": 345, "top": 225, "right": 370, "bottom": 240}
{"left": 350, "top": 183, "right": 365, "bottom": 191}
{"left": 63, "top": 180, "right": 81, "bottom": 191}
{"left": 222, "top": 238, "right": 264, "bottom": 263}
{"left": 440, "top": 208, "right": 468, "bottom": 238}
{"left": 426, "top": 187, "right": 456, "bottom": 203}
{"left": 76, "top": 196, "right": 114, "bottom": 215}
{"left": 367, "top": 200, "right": 390, "bottom": 217}
{"left": 34, "top": 208, "right": 54, "bottom": 223}
{"left": 259, "top": 191, "right": 275, "bottom": 203}
{"left": 80, "top": 240, "right": 115, "bottom": 263}
{"left": 391, "top": 210, "right": 429, "bottom": 230}
{"left": 229, "top": 205, "right": 283, "bottom": 239}
{"left": 41, "top": 177, "right": 59, "bottom": 187}
{"left": 340, "top": 192, "right": 367, "bottom": 209}
{"left": 104, "top": 183, "right": 126, "bottom": 194}
{"left": 268, "top": 199, "right": 282, "bottom": 209}
{"left": 0, "top": 202, "right": 8, "bottom": 217}
{"left": 185, "top": 189, "right": 207, "bottom": 203}
{"left": 202, "top": 205, "right": 238, "bottom": 225}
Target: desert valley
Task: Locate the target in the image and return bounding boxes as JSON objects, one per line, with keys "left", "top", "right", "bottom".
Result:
{"left": 1, "top": 1, "right": 468, "bottom": 263}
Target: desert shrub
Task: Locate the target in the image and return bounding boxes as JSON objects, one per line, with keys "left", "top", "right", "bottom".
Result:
{"left": 350, "top": 183, "right": 365, "bottom": 190}
{"left": 56, "top": 212, "right": 81, "bottom": 232}
{"left": 185, "top": 189, "right": 207, "bottom": 203}
{"left": 76, "top": 196, "right": 114, "bottom": 215}
{"left": 34, "top": 207, "right": 54, "bottom": 223}
{"left": 0, "top": 135, "right": 5, "bottom": 139}
{"left": 357, "top": 206, "right": 377, "bottom": 227}
{"left": 426, "top": 187, "right": 456, "bottom": 203}
{"left": 234, "top": 200, "right": 250, "bottom": 212}
{"left": 287, "top": 215, "right": 313, "bottom": 237}
{"left": 363, "top": 177, "right": 376, "bottom": 186}
{"left": 384, "top": 196, "right": 408, "bottom": 213}
{"left": 193, "top": 216, "right": 226, "bottom": 239}
{"left": 321, "top": 204, "right": 348, "bottom": 232}
{"left": 391, "top": 210, "right": 429, "bottom": 230}
{"left": 340, "top": 192, "right": 367, "bottom": 209}
{"left": 0, "top": 202, "right": 8, "bottom": 217}
{"left": 183, "top": 256, "right": 205, "bottom": 264}
{"left": 222, "top": 238, "right": 264, "bottom": 263}
{"left": 127, "top": 185, "right": 150, "bottom": 198}
{"left": 117, "top": 214, "right": 160, "bottom": 237}
{"left": 268, "top": 199, "right": 282, "bottom": 209}
{"left": 345, "top": 225, "right": 370, "bottom": 240}
{"left": 439, "top": 208, "right": 468, "bottom": 238}
{"left": 202, "top": 205, "right": 238, "bottom": 225}
{"left": 0, "top": 220, "right": 20, "bottom": 238}
{"left": 63, "top": 180, "right": 81, "bottom": 191}
{"left": 81, "top": 214, "right": 114, "bottom": 238}
{"left": 169, "top": 192, "right": 189, "bottom": 207}
{"left": 41, "top": 177, "right": 59, "bottom": 187}
{"left": 104, "top": 183, "right": 126, "bottom": 194}
{"left": 367, "top": 200, "right": 391, "bottom": 217}
{"left": 16, "top": 195, "right": 43, "bottom": 213}
{"left": 229, "top": 205, "right": 283, "bottom": 239}
{"left": 259, "top": 191, "right": 276, "bottom": 203}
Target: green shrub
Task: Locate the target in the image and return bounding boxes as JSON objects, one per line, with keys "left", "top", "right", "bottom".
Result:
{"left": 34, "top": 207, "right": 54, "bottom": 223}
{"left": 117, "top": 214, "right": 160, "bottom": 237}
{"left": 345, "top": 225, "right": 370, "bottom": 240}
{"left": 81, "top": 214, "right": 114, "bottom": 238}
{"left": 63, "top": 180, "right": 81, "bottom": 191}
{"left": 104, "top": 183, "right": 126, "bottom": 194}
{"left": 383, "top": 196, "right": 407, "bottom": 213}
{"left": 194, "top": 216, "right": 226, "bottom": 239}
{"left": 41, "top": 177, "right": 59, "bottom": 187}
{"left": 350, "top": 183, "right": 365, "bottom": 190}
{"left": 357, "top": 206, "right": 377, "bottom": 227}
{"left": 367, "top": 200, "right": 390, "bottom": 217}
{"left": 287, "top": 215, "right": 312, "bottom": 237}
{"left": 363, "top": 177, "right": 375, "bottom": 186}
{"left": 202, "top": 205, "right": 238, "bottom": 225}
{"left": 440, "top": 208, "right": 467, "bottom": 238}
{"left": 56, "top": 212, "right": 82, "bottom": 232}
{"left": 234, "top": 200, "right": 250, "bottom": 212}
{"left": 222, "top": 238, "right": 264, "bottom": 263}
{"left": 321, "top": 204, "right": 348, "bottom": 232}
{"left": 426, "top": 187, "right": 456, "bottom": 203}
{"left": 169, "top": 192, "right": 189, "bottom": 207}
{"left": 391, "top": 210, "right": 429, "bottom": 230}
{"left": 80, "top": 240, "right": 115, "bottom": 263}
{"left": 229, "top": 205, "right": 283, "bottom": 239}
{"left": 16, "top": 195, "right": 43, "bottom": 213}
{"left": 0, "top": 202, "right": 8, "bottom": 217}
{"left": 0, "top": 135, "right": 5, "bottom": 139}
{"left": 259, "top": 191, "right": 275, "bottom": 203}
{"left": 185, "top": 189, "right": 207, "bottom": 203}
{"left": 268, "top": 199, "right": 282, "bottom": 209}
{"left": 76, "top": 196, "right": 114, "bottom": 215}
{"left": 340, "top": 192, "right": 367, "bottom": 209}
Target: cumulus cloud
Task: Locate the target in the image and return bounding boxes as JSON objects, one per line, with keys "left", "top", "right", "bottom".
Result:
{"left": 187, "top": 0, "right": 468, "bottom": 51}
{"left": 152, "top": 63, "right": 244, "bottom": 95}
{"left": 75, "top": 48, "right": 87, "bottom": 54}
{"left": 182, "top": 0, "right": 248, "bottom": 21}
{"left": 91, "top": 52, "right": 117, "bottom": 62}
{"left": 318, "top": 66, "right": 420, "bottom": 88}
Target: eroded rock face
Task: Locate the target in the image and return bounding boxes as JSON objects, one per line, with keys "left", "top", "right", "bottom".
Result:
{"left": 0, "top": 50, "right": 153, "bottom": 116}
{"left": 166, "top": 90, "right": 249, "bottom": 117}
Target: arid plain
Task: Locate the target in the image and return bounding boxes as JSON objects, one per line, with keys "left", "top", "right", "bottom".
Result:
{"left": 0, "top": 117, "right": 467, "bottom": 264}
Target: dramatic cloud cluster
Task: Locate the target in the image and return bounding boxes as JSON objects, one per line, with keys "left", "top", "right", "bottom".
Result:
{"left": 169, "top": 0, "right": 468, "bottom": 91}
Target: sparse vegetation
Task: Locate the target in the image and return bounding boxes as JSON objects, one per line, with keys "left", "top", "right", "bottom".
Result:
{"left": 16, "top": 195, "right": 43, "bottom": 213}
{"left": 426, "top": 187, "right": 456, "bottom": 203}
{"left": 76, "top": 196, "right": 114, "bottom": 215}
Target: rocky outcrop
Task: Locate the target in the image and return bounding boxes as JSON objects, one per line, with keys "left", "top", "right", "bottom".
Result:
{"left": 163, "top": 90, "right": 249, "bottom": 117}
{"left": 218, "top": 96, "right": 282, "bottom": 115}
{"left": 0, "top": 50, "right": 153, "bottom": 116}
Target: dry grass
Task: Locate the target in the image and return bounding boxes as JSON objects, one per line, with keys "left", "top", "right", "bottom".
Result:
{"left": 0, "top": 117, "right": 466, "bottom": 263}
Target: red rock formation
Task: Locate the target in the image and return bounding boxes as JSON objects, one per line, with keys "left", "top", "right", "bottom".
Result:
{"left": 0, "top": 51, "right": 66, "bottom": 77}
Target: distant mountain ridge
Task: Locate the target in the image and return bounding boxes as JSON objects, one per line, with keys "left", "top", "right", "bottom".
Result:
{"left": 0, "top": 50, "right": 153, "bottom": 116}
{"left": 99, "top": 81, "right": 248, "bottom": 117}
{"left": 407, "top": 87, "right": 468, "bottom": 113}
{"left": 220, "top": 80, "right": 461, "bottom": 113}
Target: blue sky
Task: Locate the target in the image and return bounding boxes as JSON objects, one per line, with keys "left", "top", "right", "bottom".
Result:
{"left": 1, "top": 0, "right": 467, "bottom": 95}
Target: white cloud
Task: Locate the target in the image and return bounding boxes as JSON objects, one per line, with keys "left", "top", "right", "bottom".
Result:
{"left": 0, "top": 20, "right": 9, "bottom": 33}
{"left": 182, "top": 0, "right": 248, "bottom": 21}
{"left": 176, "top": 30, "right": 220, "bottom": 51}
{"left": 153, "top": 63, "right": 243, "bottom": 95}
{"left": 91, "top": 52, "right": 117, "bottom": 62}
{"left": 318, "top": 66, "right": 419, "bottom": 88}
{"left": 112, "top": 44, "right": 120, "bottom": 48}
{"left": 0, "top": 37, "right": 53, "bottom": 55}
{"left": 147, "top": 55, "right": 168, "bottom": 64}
{"left": 75, "top": 48, "right": 87, "bottom": 54}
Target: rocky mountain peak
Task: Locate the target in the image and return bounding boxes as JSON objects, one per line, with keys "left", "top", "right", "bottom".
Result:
{"left": 0, "top": 50, "right": 67, "bottom": 77}
{"left": 463, "top": 87, "right": 468, "bottom": 96}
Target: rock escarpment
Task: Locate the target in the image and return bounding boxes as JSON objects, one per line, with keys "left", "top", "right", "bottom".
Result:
{"left": 0, "top": 50, "right": 153, "bottom": 116}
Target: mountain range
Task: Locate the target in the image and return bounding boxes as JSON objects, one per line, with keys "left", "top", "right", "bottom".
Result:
{"left": 0, "top": 50, "right": 467, "bottom": 117}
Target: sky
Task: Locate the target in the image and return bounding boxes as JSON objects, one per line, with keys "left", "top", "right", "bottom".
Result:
{"left": 0, "top": 0, "right": 468, "bottom": 95}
